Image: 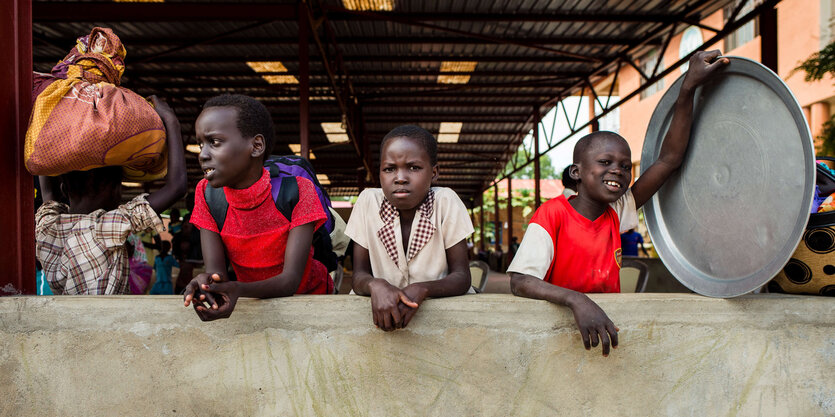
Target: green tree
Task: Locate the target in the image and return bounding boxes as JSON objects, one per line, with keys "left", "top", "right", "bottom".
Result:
{"left": 503, "top": 148, "right": 559, "bottom": 179}
{"left": 796, "top": 41, "right": 835, "bottom": 154}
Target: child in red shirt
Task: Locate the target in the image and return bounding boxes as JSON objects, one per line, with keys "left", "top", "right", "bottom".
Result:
{"left": 183, "top": 94, "right": 331, "bottom": 321}
{"left": 508, "top": 50, "right": 728, "bottom": 356}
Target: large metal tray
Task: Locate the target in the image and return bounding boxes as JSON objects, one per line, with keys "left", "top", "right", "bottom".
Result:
{"left": 641, "top": 57, "right": 815, "bottom": 298}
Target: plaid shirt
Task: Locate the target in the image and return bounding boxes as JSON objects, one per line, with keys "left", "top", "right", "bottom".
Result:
{"left": 377, "top": 189, "right": 436, "bottom": 268}
{"left": 35, "top": 194, "right": 163, "bottom": 295}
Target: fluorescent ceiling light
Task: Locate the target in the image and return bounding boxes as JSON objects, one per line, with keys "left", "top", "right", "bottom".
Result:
{"left": 121, "top": 182, "right": 143, "bottom": 187}
{"left": 261, "top": 75, "right": 299, "bottom": 85}
{"left": 186, "top": 144, "right": 201, "bottom": 154}
{"left": 246, "top": 61, "right": 289, "bottom": 73}
{"left": 288, "top": 144, "right": 316, "bottom": 159}
{"left": 321, "top": 122, "right": 350, "bottom": 143}
{"left": 317, "top": 174, "right": 331, "bottom": 185}
{"left": 437, "top": 61, "right": 477, "bottom": 84}
{"left": 341, "top": 0, "right": 394, "bottom": 11}
{"left": 437, "top": 122, "right": 463, "bottom": 143}
{"left": 246, "top": 61, "right": 298, "bottom": 84}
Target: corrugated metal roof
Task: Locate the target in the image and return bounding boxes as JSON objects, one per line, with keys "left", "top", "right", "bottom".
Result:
{"left": 33, "top": 0, "right": 732, "bottom": 204}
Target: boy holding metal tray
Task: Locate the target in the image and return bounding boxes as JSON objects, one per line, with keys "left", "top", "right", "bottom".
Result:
{"left": 506, "top": 50, "right": 728, "bottom": 356}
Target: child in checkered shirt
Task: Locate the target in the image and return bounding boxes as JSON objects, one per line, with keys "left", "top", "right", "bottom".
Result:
{"left": 35, "top": 96, "right": 187, "bottom": 295}
{"left": 345, "top": 125, "right": 474, "bottom": 331}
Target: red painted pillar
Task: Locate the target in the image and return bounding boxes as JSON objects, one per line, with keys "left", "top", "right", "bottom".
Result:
{"left": 298, "top": 2, "right": 310, "bottom": 159}
{"left": 0, "top": 0, "right": 34, "bottom": 295}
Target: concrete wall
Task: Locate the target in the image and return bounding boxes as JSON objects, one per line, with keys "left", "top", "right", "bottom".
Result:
{"left": 1, "top": 294, "right": 834, "bottom": 416}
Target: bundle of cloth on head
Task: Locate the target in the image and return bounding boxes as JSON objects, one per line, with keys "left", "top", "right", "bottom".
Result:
{"left": 25, "top": 27, "right": 167, "bottom": 181}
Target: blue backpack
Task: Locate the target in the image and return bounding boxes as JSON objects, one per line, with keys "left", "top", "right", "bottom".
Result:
{"left": 204, "top": 155, "right": 339, "bottom": 272}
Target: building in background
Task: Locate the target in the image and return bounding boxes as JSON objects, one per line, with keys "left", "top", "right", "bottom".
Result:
{"left": 616, "top": 0, "right": 835, "bottom": 169}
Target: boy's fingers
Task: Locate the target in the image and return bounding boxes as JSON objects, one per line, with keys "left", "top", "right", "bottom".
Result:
{"left": 606, "top": 324, "right": 618, "bottom": 348}
{"left": 390, "top": 305, "right": 402, "bottom": 327}
{"left": 600, "top": 331, "right": 611, "bottom": 357}
{"left": 702, "top": 49, "right": 721, "bottom": 62}
{"left": 580, "top": 329, "right": 591, "bottom": 350}
{"left": 382, "top": 313, "right": 393, "bottom": 332}
{"left": 402, "top": 308, "right": 418, "bottom": 327}
{"left": 211, "top": 273, "right": 222, "bottom": 282}
{"left": 398, "top": 292, "right": 419, "bottom": 308}
{"left": 201, "top": 291, "right": 219, "bottom": 310}
{"left": 589, "top": 329, "right": 600, "bottom": 348}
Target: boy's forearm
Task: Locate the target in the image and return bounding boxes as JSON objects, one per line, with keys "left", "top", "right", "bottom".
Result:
{"left": 162, "top": 115, "right": 188, "bottom": 197}
{"left": 658, "top": 86, "right": 697, "bottom": 167}
{"left": 235, "top": 274, "right": 299, "bottom": 299}
{"left": 509, "top": 273, "right": 583, "bottom": 308}
{"left": 148, "top": 115, "right": 187, "bottom": 212}
{"left": 351, "top": 273, "right": 378, "bottom": 296}
{"left": 411, "top": 271, "right": 470, "bottom": 298}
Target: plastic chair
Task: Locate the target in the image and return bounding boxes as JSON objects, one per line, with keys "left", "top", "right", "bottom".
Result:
{"left": 469, "top": 260, "right": 489, "bottom": 293}
{"left": 620, "top": 258, "right": 649, "bottom": 293}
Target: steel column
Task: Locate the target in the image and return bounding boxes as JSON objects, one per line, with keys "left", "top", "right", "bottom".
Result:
{"left": 533, "top": 105, "right": 542, "bottom": 209}
{"left": 478, "top": 198, "right": 485, "bottom": 252}
{"left": 760, "top": 3, "right": 778, "bottom": 73}
{"left": 1, "top": 0, "right": 34, "bottom": 294}
{"left": 493, "top": 184, "right": 500, "bottom": 252}
{"left": 298, "top": 3, "right": 310, "bottom": 159}
{"left": 506, "top": 177, "right": 513, "bottom": 250}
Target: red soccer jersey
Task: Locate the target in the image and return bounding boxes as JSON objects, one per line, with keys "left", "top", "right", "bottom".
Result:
{"left": 531, "top": 195, "right": 623, "bottom": 293}
{"left": 190, "top": 169, "right": 332, "bottom": 294}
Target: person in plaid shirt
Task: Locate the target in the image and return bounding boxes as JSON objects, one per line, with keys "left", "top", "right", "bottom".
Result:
{"left": 35, "top": 96, "right": 188, "bottom": 295}
{"left": 346, "top": 125, "right": 474, "bottom": 331}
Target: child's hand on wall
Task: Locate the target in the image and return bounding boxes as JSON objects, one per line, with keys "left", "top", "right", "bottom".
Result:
{"left": 184, "top": 273, "right": 224, "bottom": 319}
{"left": 397, "top": 284, "right": 430, "bottom": 328}
{"left": 368, "top": 279, "right": 418, "bottom": 331}
{"left": 681, "top": 50, "right": 729, "bottom": 92}
{"left": 567, "top": 293, "right": 619, "bottom": 357}
{"left": 197, "top": 280, "right": 242, "bottom": 321}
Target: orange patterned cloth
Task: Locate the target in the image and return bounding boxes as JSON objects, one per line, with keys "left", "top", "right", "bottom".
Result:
{"left": 25, "top": 27, "right": 167, "bottom": 181}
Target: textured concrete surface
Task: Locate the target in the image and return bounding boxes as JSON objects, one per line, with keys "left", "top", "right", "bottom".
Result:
{"left": 1, "top": 294, "right": 834, "bottom": 416}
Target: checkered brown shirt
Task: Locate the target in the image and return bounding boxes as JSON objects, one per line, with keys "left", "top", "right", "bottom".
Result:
{"left": 35, "top": 194, "right": 164, "bottom": 295}
{"left": 376, "top": 189, "right": 436, "bottom": 267}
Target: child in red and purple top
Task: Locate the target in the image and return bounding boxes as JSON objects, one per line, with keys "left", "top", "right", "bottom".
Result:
{"left": 183, "top": 94, "right": 331, "bottom": 321}
{"left": 508, "top": 50, "right": 728, "bottom": 356}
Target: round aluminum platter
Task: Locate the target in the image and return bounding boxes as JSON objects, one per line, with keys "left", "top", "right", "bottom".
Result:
{"left": 641, "top": 57, "right": 815, "bottom": 297}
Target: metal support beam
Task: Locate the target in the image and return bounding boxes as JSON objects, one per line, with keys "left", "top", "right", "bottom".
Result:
{"left": 299, "top": 3, "right": 310, "bottom": 159}
{"left": 493, "top": 184, "right": 500, "bottom": 253}
{"left": 507, "top": 177, "right": 513, "bottom": 252}
{"left": 479, "top": 198, "right": 485, "bottom": 252}
{"left": 533, "top": 105, "right": 541, "bottom": 209}
{"left": 34, "top": 2, "right": 297, "bottom": 21}
{"left": 482, "top": 0, "right": 783, "bottom": 195}
{"left": 760, "top": 3, "right": 778, "bottom": 73}
{"left": 48, "top": 35, "right": 653, "bottom": 48}
{"left": 1, "top": 0, "right": 34, "bottom": 294}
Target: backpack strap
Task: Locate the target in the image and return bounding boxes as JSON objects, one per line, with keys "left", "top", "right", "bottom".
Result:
{"left": 204, "top": 184, "right": 229, "bottom": 233}
{"left": 274, "top": 176, "right": 300, "bottom": 222}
